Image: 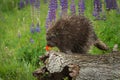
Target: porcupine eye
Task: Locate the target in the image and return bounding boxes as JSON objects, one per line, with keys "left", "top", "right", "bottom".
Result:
{"left": 46, "top": 33, "right": 56, "bottom": 41}
{"left": 52, "top": 32, "right": 59, "bottom": 38}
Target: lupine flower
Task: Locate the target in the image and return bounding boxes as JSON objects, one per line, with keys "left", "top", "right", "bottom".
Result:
{"left": 36, "top": 23, "right": 40, "bottom": 32}
{"left": 48, "top": 9, "right": 56, "bottom": 22}
{"left": 93, "top": 0, "right": 102, "bottom": 20}
{"left": 105, "top": 0, "right": 118, "bottom": 10}
{"left": 45, "top": 0, "right": 58, "bottom": 29}
{"left": 30, "top": 38, "right": 34, "bottom": 43}
{"left": 30, "top": 0, "right": 36, "bottom": 5}
{"left": 18, "top": 0, "right": 24, "bottom": 9}
{"left": 93, "top": 4, "right": 99, "bottom": 17}
{"left": 49, "top": 0, "right": 58, "bottom": 11}
{"left": 111, "top": 0, "right": 118, "bottom": 9}
{"left": 30, "top": 23, "right": 35, "bottom": 34}
{"left": 94, "top": 0, "right": 102, "bottom": 12}
{"left": 60, "top": 0, "right": 68, "bottom": 16}
{"left": 70, "top": 0, "right": 76, "bottom": 15}
{"left": 105, "top": 0, "right": 110, "bottom": 10}
{"left": 48, "top": 0, "right": 58, "bottom": 21}
{"left": 78, "top": 0, "right": 85, "bottom": 15}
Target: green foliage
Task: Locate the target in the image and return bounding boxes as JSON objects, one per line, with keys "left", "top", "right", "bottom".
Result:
{"left": 63, "top": 77, "right": 69, "bottom": 80}
{"left": 0, "top": 0, "right": 120, "bottom": 80}
{"left": 0, "top": 0, "right": 20, "bottom": 12}
{"left": 0, "top": 1, "right": 48, "bottom": 80}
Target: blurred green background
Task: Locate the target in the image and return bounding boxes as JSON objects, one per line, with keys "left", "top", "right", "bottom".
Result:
{"left": 0, "top": 0, "right": 120, "bottom": 80}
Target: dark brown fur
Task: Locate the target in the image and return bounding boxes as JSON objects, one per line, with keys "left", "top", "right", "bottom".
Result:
{"left": 46, "top": 15, "right": 108, "bottom": 54}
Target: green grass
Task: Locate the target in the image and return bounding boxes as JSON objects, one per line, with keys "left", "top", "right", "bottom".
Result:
{"left": 0, "top": 0, "right": 120, "bottom": 80}
{"left": 0, "top": 1, "right": 48, "bottom": 80}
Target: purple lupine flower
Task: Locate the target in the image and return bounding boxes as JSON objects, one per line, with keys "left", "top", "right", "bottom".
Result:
{"left": 45, "top": 0, "right": 58, "bottom": 29}
{"left": 78, "top": 0, "right": 85, "bottom": 15}
{"left": 70, "top": 0, "right": 76, "bottom": 15}
{"left": 18, "top": 0, "right": 24, "bottom": 9}
{"left": 30, "top": 0, "right": 36, "bottom": 5}
{"left": 30, "top": 23, "right": 35, "bottom": 34}
{"left": 49, "top": 0, "right": 58, "bottom": 10}
{"left": 105, "top": 0, "right": 118, "bottom": 10}
{"left": 36, "top": 23, "right": 40, "bottom": 32}
{"left": 94, "top": 0, "right": 102, "bottom": 12}
{"left": 47, "top": 0, "right": 58, "bottom": 22}
{"left": 48, "top": 0, "right": 58, "bottom": 22}
{"left": 30, "top": 38, "right": 34, "bottom": 43}
{"left": 93, "top": 4, "right": 99, "bottom": 17}
{"left": 93, "top": 0, "right": 102, "bottom": 20}
{"left": 60, "top": 0, "right": 68, "bottom": 16}
{"left": 48, "top": 9, "right": 56, "bottom": 22}
{"left": 111, "top": 0, "right": 118, "bottom": 9}
{"left": 105, "top": 0, "right": 111, "bottom": 10}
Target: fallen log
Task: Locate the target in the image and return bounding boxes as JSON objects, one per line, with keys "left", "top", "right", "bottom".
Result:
{"left": 33, "top": 51, "right": 120, "bottom": 80}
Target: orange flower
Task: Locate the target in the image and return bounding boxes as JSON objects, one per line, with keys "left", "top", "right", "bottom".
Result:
{"left": 46, "top": 45, "right": 51, "bottom": 51}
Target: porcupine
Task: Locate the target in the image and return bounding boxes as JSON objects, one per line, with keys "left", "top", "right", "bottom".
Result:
{"left": 46, "top": 15, "right": 108, "bottom": 54}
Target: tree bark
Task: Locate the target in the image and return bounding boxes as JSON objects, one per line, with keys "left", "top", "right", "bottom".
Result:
{"left": 33, "top": 51, "right": 120, "bottom": 80}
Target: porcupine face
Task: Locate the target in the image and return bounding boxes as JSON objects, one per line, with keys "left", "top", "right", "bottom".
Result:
{"left": 46, "top": 32, "right": 56, "bottom": 47}
{"left": 46, "top": 18, "right": 64, "bottom": 48}
{"left": 46, "top": 27, "right": 60, "bottom": 47}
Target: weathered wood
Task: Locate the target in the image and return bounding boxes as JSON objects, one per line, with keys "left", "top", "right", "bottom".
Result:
{"left": 33, "top": 51, "right": 120, "bottom": 80}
